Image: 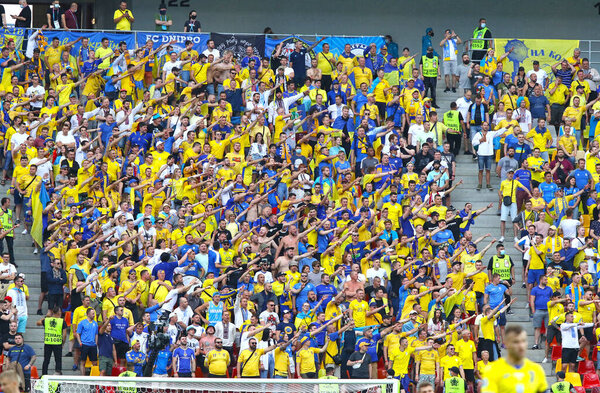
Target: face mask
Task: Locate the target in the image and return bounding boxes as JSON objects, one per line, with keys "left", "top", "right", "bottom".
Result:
{"left": 160, "top": 10, "right": 166, "bottom": 15}
{"left": 463, "top": 60, "right": 470, "bottom": 64}
{"left": 190, "top": 15, "right": 196, "bottom": 20}
{"left": 295, "top": 149, "right": 302, "bottom": 154}
{"left": 500, "top": 250, "right": 505, "bottom": 256}
{"left": 481, "top": 23, "right": 486, "bottom": 28}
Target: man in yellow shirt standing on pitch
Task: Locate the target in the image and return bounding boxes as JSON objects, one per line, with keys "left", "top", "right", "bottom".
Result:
{"left": 481, "top": 325, "right": 548, "bottom": 393}
{"left": 113, "top": 1, "right": 134, "bottom": 30}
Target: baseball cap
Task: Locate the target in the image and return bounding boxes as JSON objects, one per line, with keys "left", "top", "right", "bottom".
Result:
{"left": 359, "top": 342, "right": 370, "bottom": 348}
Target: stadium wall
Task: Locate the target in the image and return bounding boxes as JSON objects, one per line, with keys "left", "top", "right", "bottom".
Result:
{"left": 94, "top": 0, "right": 599, "bottom": 50}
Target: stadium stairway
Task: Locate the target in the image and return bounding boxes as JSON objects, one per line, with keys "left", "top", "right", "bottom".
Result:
{"left": 9, "top": 83, "right": 552, "bottom": 378}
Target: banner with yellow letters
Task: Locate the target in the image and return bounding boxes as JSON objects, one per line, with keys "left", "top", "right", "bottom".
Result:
{"left": 493, "top": 38, "right": 580, "bottom": 80}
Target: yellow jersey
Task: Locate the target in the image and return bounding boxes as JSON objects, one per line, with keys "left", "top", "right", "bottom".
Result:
{"left": 481, "top": 358, "right": 547, "bottom": 393}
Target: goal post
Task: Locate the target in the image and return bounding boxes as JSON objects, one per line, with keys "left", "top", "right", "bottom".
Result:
{"left": 34, "top": 376, "right": 399, "bottom": 393}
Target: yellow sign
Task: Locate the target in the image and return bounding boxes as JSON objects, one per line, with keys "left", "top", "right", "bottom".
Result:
{"left": 493, "top": 38, "right": 580, "bottom": 80}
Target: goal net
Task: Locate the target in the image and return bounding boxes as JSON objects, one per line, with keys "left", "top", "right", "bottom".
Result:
{"left": 33, "top": 376, "right": 399, "bottom": 393}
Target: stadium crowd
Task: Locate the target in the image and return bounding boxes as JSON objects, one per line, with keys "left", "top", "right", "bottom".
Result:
{"left": 1, "top": 8, "right": 600, "bottom": 393}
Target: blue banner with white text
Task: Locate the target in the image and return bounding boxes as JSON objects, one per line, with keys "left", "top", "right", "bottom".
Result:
{"left": 136, "top": 31, "right": 209, "bottom": 55}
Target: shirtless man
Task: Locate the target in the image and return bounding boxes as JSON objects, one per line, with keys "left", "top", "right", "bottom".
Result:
{"left": 276, "top": 221, "right": 319, "bottom": 256}
{"left": 343, "top": 271, "right": 364, "bottom": 302}
{"left": 207, "top": 49, "right": 234, "bottom": 94}
{"left": 306, "top": 58, "right": 322, "bottom": 81}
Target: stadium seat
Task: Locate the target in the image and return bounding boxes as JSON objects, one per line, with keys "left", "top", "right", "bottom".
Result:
{"left": 195, "top": 367, "right": 203, "bottom": 377}
{"left": 565, "top": 372, "right": 582, "bottom": 387}
{"left": 593, "top": 346, "right": 598, "bottom": 362}
{"left": 64, "top": 311, "right": 72, "bottom": 326}
{"left": 90, "top": 366, "right": 100, "bottom": 376}
{"left": 578, "top": 360, "right": 595, "bottom": 375}
{"left": 583, "top": 373, "right": 600, "bottom": 389}
{"left": 30, "top": 366, "right": 38, "bottom": 379}
{"left": 555, "top": 359, "right": 565, "bottom": 374}
{"left": 111, "top": 366, "right": 126, "bottom": 376}
{"left": 574, "top": 387, "right": 585, "bottom": 393}
{"left": 551, "top": 346, "right": 562, "bottom": 361}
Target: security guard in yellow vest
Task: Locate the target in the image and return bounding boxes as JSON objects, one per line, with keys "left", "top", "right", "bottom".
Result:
{"left": 444, "top": 102, "right": 464, "bottom": 155}
{"left": 318, "top": 366, "right": 339, "bottom": 393}
{"left": 471, "top": 18, "right": 491, "bottom": 62}
{"left": 119, "top": 365, "right": 138, "bottom": 393}
{"left": 552, "top": 372, "right": 573, "bottom": 393}
{"left": 445, "top": 367, "right": 466, "bottom": 393}
{"left": 37, "top": 306, "right": 66, "bottom": 375}
{"left": 420, "top": 47, "right": 440, "bottom": 109}
{"left": 0, "top": 203, "right": 15, "bottom": 265}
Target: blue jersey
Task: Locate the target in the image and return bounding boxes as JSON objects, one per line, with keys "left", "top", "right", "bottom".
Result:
{"left": 153, "top": 349, "right": 172, "bottom": 374}
{"left": 173, "top": 347, "right": 195, "bottom": 373}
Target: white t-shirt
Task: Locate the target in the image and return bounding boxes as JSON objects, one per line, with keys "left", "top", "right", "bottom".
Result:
{"left": 10, "top": 132, "right": 28, "bottom": 151}
{"left": 559, "top": 219, "right": 580, "bottom": 240}
{"left": 455, "top": 97, "right": 472, "bottom": 121}
{"left": 7, "top": 287, "right": 26, "bottom": 317}
{"left": 527, "top": 69, "right": 549, "bottom": 89}
{"left": 0, "top": 263, "right": 16, "bottom": 281}
{"left": 162, "top": 60, "right": 182, "bottom": 77}
{"left": 202, "top": 48, "right": 220, "bottom": 59}
{"left": 174, "top": 306, "right": 193, "bottom": 327}
{"left": 26, "top": 85, "right": 45, "bottom": 109}
{"left": 366, "top": 267, "right": 388, "bottom": 286}
{"left": 29, "top": 157, "right": 53, "bottom": 181}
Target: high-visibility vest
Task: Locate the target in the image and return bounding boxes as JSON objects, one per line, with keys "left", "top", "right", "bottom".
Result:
{"left": 319, "top": 376, "right": 339, "bottom": 393}
{"left": 0, "top": 209, "right": 13, "bottom": 237}
{"left": 444, "top": 110, "right": 461, "bottom": 134}
{"left": 445, "top": 376, "right": 466, "bottom": 393}
{"left": 491, "top": 255, "right": 512, "bottom": 280}
{"left": 118, "top": 371, "right": 137, "bottom": 393}
{"left": 44, "top": 317, "right": 63, "bottom": 345}
{"left": 552, "top": 381, "right": 571, "bottom": 393}
{"left": 421, "top": 56, "right": 439, "bottom": 78}
{"left": 472, "top": 27, "right": 489, "bottom": 50}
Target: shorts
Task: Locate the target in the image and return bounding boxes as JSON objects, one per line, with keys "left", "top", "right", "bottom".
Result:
{"left": 547, "top": 325, "right": 562, "bottom": 345}
{"left": 532, "top": 309, "right": 548, "bottom": 329}
{"left": 418, "top": 374, "right": 435, "bottom": 386}
{"left": 443, "top": 59, "right": 458, "bottom": 76}
{"left": 562, "top": 347, "right": 579, "bottom": 364}
{"left": 17, "top": 315, "right": 27, "bottom": 333}
{"left": 178, "top": 372, "right": 192, "bottom": 377}
{"left": 464, "top": 369, "right": 475, "bottom": 382}
{"left": 477, "top": 155, "right": 492, "bottom": 171}
{"left": 114, "top": 340, "right": 129, "bottom": 359}
{"left": 497, "top": 311, "right": 507, "bottom": 326}
{"left": 98, "top": 355, "right": 113, "bottom": 373}
{"left": 80, "top": 344, "right": 98, "bottom": 362}
{"left": 466, "top": 310, "right": 476, "bottom": 325}
{"left": 527, "top": 268, "right": 545, "bottom": 285}
{"left": 398, "top": 374, "right": 412, "bottom": 392}
{"left": 152, "top": 373, "right": 168, "bottom": 377}
{"left": 584, "top": 327, "right": 595, "bottom": 342}
{"left": 73, "top": 339, "right": 81, "bottom": 349}
{"left": 13, "top": 191, "right": 23, "bottom": 206}
{"left": 500, "top": 202, "right": 518, "bottom": 222}
{"left": 40, "top": 272, "right": 48, "bottom": 293}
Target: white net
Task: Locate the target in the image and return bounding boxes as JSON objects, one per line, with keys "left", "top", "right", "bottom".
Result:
{"left": 33, "top": 376, "right": 399, "bottom": 393}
